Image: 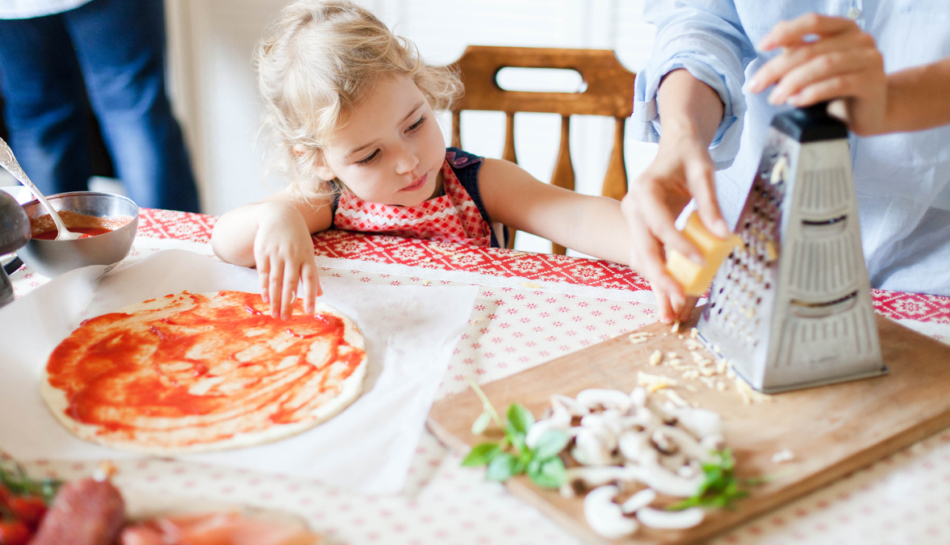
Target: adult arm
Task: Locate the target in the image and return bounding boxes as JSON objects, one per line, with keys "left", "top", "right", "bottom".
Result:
{"left": 624, "top": 0, "right": 756, "bottom": 322}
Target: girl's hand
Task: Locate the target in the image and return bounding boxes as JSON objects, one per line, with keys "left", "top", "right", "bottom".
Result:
{"left": 747, "top": 13, "right": 887, "bottom": 136}
{"left": 253, "top": 203, "right": 322, "bottom": 319}
{"left": 621, "top": 131, "right": 728, "bottom": 324}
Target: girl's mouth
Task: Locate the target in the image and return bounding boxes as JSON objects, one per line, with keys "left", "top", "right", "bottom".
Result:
{"left": 400, "top": 173, "right": 427, "bottom": 192}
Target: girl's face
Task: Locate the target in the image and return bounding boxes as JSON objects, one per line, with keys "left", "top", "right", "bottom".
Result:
{"left": 315, "top": 74, "right": 446, "bottom": 207}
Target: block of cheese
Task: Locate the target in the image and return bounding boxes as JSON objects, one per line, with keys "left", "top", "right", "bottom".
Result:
{"left": 665, "top": 212, "right": 742, "bottom": 296}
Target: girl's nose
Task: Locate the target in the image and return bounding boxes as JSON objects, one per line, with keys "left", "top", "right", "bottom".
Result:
{"left": 394, "top": 143, "right": 420, "bottom": 175}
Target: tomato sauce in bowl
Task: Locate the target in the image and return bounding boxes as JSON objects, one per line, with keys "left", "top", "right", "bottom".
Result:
{"left": 29, "top": 210, "right": 131, "bottom": 240}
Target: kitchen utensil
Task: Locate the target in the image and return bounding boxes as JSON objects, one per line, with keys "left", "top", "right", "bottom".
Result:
{"left": 0, "top": 190, "right": 30, "bottom": 308}
{"left": 18, "top": 191, "right": 138, "bottom": 277}
{"left": 429, "top": 311, "right": 950, "bottom": 545}
{"left": 0, "top": 137, "right": 81, "bottom": 241}
{"left": 696, "top": 103, "right": 885, "bottom": 393}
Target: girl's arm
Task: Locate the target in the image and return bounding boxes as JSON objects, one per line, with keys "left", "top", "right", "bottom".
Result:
{"left": 477, "top": 158, "right": 632, "bottom": 265}
{"left": 211, "top": 190, "right": 333, "bottom": 319}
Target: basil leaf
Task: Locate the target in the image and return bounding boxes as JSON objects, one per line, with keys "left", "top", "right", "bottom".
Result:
{"left": 506, "top": 403, "right": 534, "bottom": 435}
{"left": 462, "top": 442, "right": 502, "bottom": 467}
{"left": 486, "top": 452, "right": 517, "bottom": 481}
{"left": 533, "top": 430, "right": 570, "bottom": 460}
{"left": 471, "top": 411, "right": 492, "bottom": 435}
{"left": 527, "top": 457, "right": 566, "bottom": 489}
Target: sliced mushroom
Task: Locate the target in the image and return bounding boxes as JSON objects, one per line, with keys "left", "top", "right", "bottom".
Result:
{"left": 572, "top": 427, "right": 619, "bottom": 466}
{"left": 618, "top": 430, "right": 649, "bottom": 462}
{"left": 560, "top": 466, "right": 640, "bottom": 498}
{"left": 525, "top": 403, "right": 572, "bottom": 448}
{"left": 629, "top": 386, "right": 647, "bottom": 408}
{"left": 577, "top": 389, "right": 633, "bottom": 413}
{"left": 651, "top": 429, "right": 679, "bottom": 456}
{"left": 636, "top": 506, "right": 705, "bottom": 529}
{"left": 583, "top": 485, "right": 638, "bottom": 539}
{"left": 551, "top": 394, "right": 589, "bottom": 417}
{"left": 664, "top": 405, "right": 722, "bottom": 440}
{"left": 633, "top": 449, "right": 705, "bottom": 497}
{"left": 656, "top": 425, "right": 712, "bottom": 462}
{"left": 620, "top": 488, "right": 657, "bottom": 515}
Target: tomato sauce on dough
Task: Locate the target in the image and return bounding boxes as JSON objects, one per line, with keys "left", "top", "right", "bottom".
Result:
{"left": 45, "top": 291, "right": 365, "bottom": 449}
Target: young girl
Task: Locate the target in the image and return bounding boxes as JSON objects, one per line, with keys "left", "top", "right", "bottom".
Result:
{"left": 212, "top": 0, "right": 635, "bottom": 319}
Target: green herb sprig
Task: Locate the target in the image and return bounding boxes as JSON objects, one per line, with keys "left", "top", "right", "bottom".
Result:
{"left": 461, "top": 378, "right": 570, "bottom": 489}
{"left": 0, "top": 460, "right": 62, "bottom": 505}
{"left": 669, "top": 448, "right": 747, "bottom": 510}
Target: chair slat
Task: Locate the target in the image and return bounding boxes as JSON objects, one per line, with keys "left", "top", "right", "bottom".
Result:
{"left": 601, "top": 117, "right": 628, "bottom": 201}
{"left": 451, "top": 111, "right": 461, "bottom": 149}
{"left": 503, "top": 113, "right": 518, "bottom": 164}
{"left": 550, "top": 115, "right": 576, "bottom": 255}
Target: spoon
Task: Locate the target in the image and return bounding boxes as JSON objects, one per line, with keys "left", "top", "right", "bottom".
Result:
{"left": 0, "top": 137, "right": 81, "bottom": 241}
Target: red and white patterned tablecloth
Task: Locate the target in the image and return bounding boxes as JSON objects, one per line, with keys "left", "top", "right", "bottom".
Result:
{"left": 7, "top": 207, "right": 950, "bottom": 545}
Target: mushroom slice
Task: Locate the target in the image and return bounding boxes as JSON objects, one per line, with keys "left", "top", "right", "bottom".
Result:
{"left": 551, "top": 394, "right": 589, "bottom": 417}
{"left": 629, "top": 386, "right": 647, "bottom": 408}
{"left": 634, "top": 449, "right": 705, "bottom": 497}
{"left": 572, "top": 427, "right": 619, "bottom": 466}
{"left": 525, "top": 404, "right": 572, "bottom": 448}
{"left": 620, "top": 488, "right": 657, "bottom": 515}
{"left": 656, "top": 425, "right": 711, "bottom": 462}
{"left": 576, "top": 389, "right": 633, "bottom": 413}
{"left": 583, "top": 485, "right": 639, "bottom": 539}
{"left": 665, "top": 405, "right": 722, "bottom": 440}
{"left": 636, "top": 506, "right": 705, "bottom": 529}
{"left": 618, "top": 430, "right": 648, "bottom": 462}
{"left": 560, "top": 466, "right": 639, "bottom": 498}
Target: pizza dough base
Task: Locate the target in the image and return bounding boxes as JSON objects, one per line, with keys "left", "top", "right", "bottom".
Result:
{"left": 41, "top": 296, "right": 367, "bottom": 455}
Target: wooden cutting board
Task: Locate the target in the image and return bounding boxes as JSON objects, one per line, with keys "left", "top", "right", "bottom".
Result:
{"left": 427, "top": 311, "right": 950, "bottom": 544}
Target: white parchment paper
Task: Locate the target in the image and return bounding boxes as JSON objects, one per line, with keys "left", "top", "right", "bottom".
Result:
{"left": 0, "top": 250, "right": 477, "bottom": 494}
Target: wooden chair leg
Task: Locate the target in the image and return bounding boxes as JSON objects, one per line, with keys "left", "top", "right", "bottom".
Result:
{"left": 503, "top": 112, "right": 518, "bottom": 249}
{"left": 601, "top": 117, "right": 628, "bottom": 201}
{"left": 550, "top": 115, "right": 575, "bottom": 255}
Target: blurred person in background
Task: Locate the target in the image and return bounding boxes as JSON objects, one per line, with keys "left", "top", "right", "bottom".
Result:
{"left": 0, "top": 0, "right": 200, "bottom": 212}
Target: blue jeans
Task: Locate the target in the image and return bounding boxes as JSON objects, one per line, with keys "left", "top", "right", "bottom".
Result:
{"left": 0, "top": 0, "right": 200, "bottom": 212}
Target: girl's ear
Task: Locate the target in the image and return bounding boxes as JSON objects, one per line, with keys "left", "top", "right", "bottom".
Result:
{"left": 312, "top": 154, "right": 336, "bottom": 182}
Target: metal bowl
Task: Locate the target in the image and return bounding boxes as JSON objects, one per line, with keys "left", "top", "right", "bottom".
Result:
{"left": 18, "top": 191, "right": 139, "bottom": 278}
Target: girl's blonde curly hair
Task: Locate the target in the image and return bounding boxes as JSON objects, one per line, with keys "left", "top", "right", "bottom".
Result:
{"left": 255, "top": 0, "right": 461, "bottom": 196}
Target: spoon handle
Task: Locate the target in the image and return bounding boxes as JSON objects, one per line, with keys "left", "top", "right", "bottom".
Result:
{"left": 0, "top": 137, "right": 73, "bottom": 237}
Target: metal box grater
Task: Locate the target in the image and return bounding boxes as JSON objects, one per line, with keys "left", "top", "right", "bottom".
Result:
{"left": 697, "top": 104, "right": 886, "bottom": 393}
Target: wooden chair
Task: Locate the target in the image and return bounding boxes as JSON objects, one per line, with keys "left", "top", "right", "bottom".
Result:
{"left": 449, "top": 45, "right": 636, "bottom": 254}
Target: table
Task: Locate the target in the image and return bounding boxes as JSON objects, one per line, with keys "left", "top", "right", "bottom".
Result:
{"left": 7, "top": 207, "right": 950, "bottom": 545}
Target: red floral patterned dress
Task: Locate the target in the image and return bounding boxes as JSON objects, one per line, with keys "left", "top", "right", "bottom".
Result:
{"left": 331, "top": 148, "right": 506, "bottom": 248}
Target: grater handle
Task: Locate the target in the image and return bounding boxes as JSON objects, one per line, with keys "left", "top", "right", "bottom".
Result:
{"left": 772, "top": 101, "right": 848, "bottom": 143}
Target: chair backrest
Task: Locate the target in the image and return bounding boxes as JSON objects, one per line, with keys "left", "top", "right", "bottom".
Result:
{"left": 449, "top": 45, "right": 636, "bottom": 253}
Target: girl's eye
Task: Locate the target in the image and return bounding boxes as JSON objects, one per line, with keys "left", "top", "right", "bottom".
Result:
{"left": 356, "top": 149, "right": 379, "bottom": 165}
{"left": 406, "top": 116, "right": 426, "bottom": 132}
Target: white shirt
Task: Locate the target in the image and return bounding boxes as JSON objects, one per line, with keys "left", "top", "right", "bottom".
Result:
{"left": 633, "top": 0, "right": 950, "bottom": 296}
{"left": 0, "top": 0, "right": 92, "bottom": 19}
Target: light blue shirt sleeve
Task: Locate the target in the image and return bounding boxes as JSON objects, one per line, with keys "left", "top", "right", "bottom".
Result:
{"left": 633, "top": 0, "right": 758, "bottom": 169}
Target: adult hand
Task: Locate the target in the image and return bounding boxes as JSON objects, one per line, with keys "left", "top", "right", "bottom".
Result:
{"left": 746, "top": 13, "right": 887, "bottom": 136}
{"left": 621, "top": 131, "right": 727, "bottom": 324}
{"left": 253, "top": 203, "right": 322, "bottom": 319}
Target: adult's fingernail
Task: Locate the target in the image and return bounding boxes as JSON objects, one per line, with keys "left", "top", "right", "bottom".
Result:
{"left": 713, "top": 219, "right": 730, "bottom": 238}
{"left": 768, "top": 90, "right": 782, "bottom": 105}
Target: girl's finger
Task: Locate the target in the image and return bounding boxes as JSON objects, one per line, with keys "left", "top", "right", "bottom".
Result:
{"left": 300, "top": 262, "right": 321, "bottom": 315}
{"left": 269, "top": 260, "right": 285, "bottom": 318}
{"left": 759, "top": 13, "right": 857, "bottom": 50}
{"left": 257, "top": 255, "right": 271, "bottom": 303}
{"left": 281, "top": 264, "right": 300, "bottom": 320}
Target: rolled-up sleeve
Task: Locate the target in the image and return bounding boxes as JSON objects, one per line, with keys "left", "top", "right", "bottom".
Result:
{"left": 633, "top": 0, "right": 757, "bottom": 169}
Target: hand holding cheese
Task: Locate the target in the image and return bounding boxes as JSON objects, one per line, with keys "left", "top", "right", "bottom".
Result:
{"left": 665, "top": 212, "right": 741, "bottom": 296}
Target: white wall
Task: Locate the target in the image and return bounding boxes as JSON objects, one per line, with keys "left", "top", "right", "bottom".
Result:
{"left": 166, "top": 0, "right": 659, "bottom": 254}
